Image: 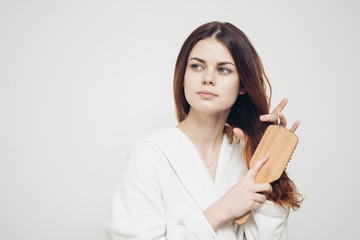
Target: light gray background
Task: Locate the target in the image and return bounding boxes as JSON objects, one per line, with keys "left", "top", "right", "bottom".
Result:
{"left": 1, "top": 0, "right": 359, "bottom": 239}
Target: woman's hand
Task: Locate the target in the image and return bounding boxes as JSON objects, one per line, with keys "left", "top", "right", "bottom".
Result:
{"left": 233, "top": 98, "right": 300, "bottom": 142}
{"left": 204, "top": 154, "right": 272, "bottom": 231}
{"left": 259, "top": 98, "right": 300, "bottom": 131}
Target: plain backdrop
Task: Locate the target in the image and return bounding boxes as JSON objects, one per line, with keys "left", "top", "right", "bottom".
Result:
{"left": 1, "top": 0, "right": 359, "bottom": 239}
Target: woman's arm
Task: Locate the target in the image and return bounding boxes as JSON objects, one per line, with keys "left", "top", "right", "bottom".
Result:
{"left": 106, "top": 142, "right": 218, "bottom": 240}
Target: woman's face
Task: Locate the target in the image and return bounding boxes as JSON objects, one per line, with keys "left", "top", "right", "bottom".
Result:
{"left": 184, "top": 38, "right": 241, "bottom": 116}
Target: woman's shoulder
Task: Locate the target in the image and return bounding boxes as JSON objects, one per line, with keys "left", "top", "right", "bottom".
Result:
{"left": 127, "top": 126, "right": 180, "bottom": 161}
{"left": 132, "top": 126, "right": 189, "bottom": 152}
{"left": 139, "top": 126, "right": 178, "bottom": 141}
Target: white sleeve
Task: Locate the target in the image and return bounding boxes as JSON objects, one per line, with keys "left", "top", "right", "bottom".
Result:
{"left": 106, "top": 142, "right": 218, "bottom": 240}
{"left": 243, "top": 200, "right": 289, "bottom": 240}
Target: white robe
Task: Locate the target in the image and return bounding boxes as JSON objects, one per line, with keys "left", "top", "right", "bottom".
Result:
{"left": 106, "top": 127, "right": 288, "bottom": 240}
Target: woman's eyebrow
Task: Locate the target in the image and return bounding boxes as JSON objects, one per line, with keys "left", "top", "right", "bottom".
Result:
{"left": 218, "top": 61, "right": 235, "bottom": 66}
{"left": 189, "top": 57, "right": 205, "bottom": 63}
{"left": 189, "top": 57, "right": 235, "bottom": 66}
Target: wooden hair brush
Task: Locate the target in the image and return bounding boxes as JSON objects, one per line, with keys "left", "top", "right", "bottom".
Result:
{"left": 234, "top": 125, "right": 298, "bottom": 225}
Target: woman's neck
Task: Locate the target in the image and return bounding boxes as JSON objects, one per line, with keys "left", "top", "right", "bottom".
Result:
{"left": 177, "top": 108, "right": 230, "bottom": 181}
{"left": 177, "top": 108, "right": 229, "bottom": 149}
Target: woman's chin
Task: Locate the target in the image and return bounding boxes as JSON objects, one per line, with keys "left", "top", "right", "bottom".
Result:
{"left": 189, "top": 104, "right": 232, "bottom": 117}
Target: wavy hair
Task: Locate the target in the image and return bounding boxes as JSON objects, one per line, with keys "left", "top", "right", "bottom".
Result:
{"left": 173, "top": 21, "right": 302, "bottom": 210}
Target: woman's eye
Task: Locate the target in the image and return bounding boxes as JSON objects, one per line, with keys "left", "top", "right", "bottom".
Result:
{"left": 219, "top": 67, "right": 231, "bottom": 74}
{"left": 191, "top": 64, "right": 203, "bottom": 70}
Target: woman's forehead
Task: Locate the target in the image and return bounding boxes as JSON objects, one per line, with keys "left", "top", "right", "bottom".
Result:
{"left": 188, "top": 38, "right": 234, "bottom": 64}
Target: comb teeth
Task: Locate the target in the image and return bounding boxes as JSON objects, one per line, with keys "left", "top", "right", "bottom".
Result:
{"left": 286, "top": 146, "right": 296, "bottom": 169}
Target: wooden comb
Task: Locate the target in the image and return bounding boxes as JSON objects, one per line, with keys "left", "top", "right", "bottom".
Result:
{"left": 234, "top": 125, "right": 298, "bottom": 225}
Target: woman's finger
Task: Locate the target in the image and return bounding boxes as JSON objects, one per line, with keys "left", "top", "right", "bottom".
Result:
{"left": 247, "top": 154, "right": 269, "bottom": 180}
{"left": 253, "top": 193, "right": 267, "bottom": 204}
{"left": 251, "top": 202, "right": 263, "bottom": 210}
{"left": 289, "top": 120, "right": 300, "bottom": 133}
{"left": 233, "top": 127, "right": 245, "bottom": 142}
{"left": 271, "top": 98, "right": 288, "bottom": 115}
{"left": 251, "top": 183, "right": 272, "bottom": 194}
{"left": 277, "top": 112, "right": 287, "bottom": 127}
{"left": 259, "top": 114, "right": 278, "bottom": 124}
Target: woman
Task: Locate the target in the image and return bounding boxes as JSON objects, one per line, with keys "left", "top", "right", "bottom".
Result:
{"left": 106, "top": 21, "right": 302, "bottom": 239}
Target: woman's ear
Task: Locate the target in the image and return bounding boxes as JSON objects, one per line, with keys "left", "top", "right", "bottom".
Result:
{"left": 239, "top": 88, "right": 246, "bottom": 95}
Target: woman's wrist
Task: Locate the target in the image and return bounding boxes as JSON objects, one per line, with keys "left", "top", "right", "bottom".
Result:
{"left": 203, "top": 202, "right": 230, "bottom": 232}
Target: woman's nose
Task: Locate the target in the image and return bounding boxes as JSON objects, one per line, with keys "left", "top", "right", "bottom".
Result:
{"left": 202, "top": 71, "right": 215, "bottom": 85}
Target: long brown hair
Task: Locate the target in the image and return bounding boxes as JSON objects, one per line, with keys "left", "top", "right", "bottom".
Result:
{"left": 173, "top": 21, "right": 302, "bottom": 210}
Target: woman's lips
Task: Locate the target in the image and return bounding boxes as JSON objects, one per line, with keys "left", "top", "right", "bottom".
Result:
{"left": 197, "top": 91, "right": 218, "bottom": 99}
